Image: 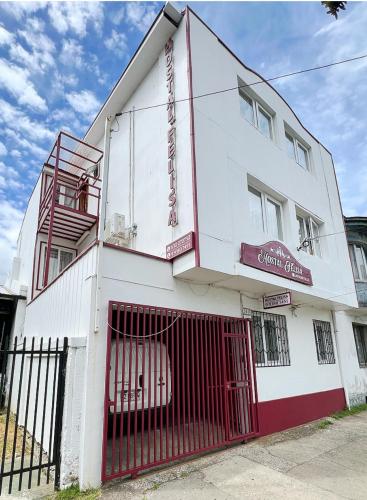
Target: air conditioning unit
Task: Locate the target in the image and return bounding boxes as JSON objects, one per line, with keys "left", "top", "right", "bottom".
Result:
{"left": 105, "top": 213, "right": 129, "bottom": 246}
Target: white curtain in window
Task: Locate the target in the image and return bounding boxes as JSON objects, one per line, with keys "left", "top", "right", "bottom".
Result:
{"left": 48, "top": 248, "right": 59, "bottom": 283}
{"left": 258, "top": 108, "right": 272, "bottom": 139}
{"left": 240, "top": 93, "right": 255, "bottom": 125}
{"left": 248, "top": 187, "right": 264, "bottom": 231}
{"left": 266, "top": 199, "right": 282, "bottom": 240}
{"left": 60, "top": 250, "right": 73, "bottom": 271}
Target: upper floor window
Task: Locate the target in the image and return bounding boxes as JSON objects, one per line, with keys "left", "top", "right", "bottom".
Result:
{"left": 349, "top": 244, "right": 367, "bottom": 281}
{"left": 41, "top": 245, "right": 75, "bottom": 286}
{"left": 297, "top": 213, "right": 321, "bottom": 257}
{"left": 285, "top": 131, "right": 310, "bottom": 170}
{"left": 248, "top": 186, "right": 283, "bottom": 241}
{"left": 353, "top": 324, "right": 367, "bottom": 367}
{"left": 239, "top": 89, "right": 273, "bottom": 140}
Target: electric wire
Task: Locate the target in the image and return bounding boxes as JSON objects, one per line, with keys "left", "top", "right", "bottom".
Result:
{"left": 114, "top": 53, "right": 367, "bottom": 117}
{"left": 107, "top": 313, "right": 182, "bottom": 338}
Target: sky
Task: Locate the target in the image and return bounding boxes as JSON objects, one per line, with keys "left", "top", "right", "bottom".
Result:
{"left": 0, "top": 1, "right": 366, "bottom": 284}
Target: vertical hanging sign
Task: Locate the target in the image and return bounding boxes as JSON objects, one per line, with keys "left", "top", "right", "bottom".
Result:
{"left": 166, "top": 38, "right": 178, "bottom": 226}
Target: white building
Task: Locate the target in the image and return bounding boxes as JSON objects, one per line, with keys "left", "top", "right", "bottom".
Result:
{"left": 5, "top": 3, "right": 365, "bottom": 490}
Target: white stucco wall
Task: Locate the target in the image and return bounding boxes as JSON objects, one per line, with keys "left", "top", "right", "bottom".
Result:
{"left": 335, "top": 310, "right": 367, "bottom": 406}
{"left": 188, "top": 11, "right": 356, "bottom": 309}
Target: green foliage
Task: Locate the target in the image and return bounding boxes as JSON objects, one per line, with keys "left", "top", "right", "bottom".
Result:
{"left": 318, "top": 420, "right": 334, "bottom": 429}
{"left": 332, "top": 403, "right": 367, "bottom": 420}
{"left": 48, "top": 484, "right": 101, "bottom": 500}
{"left": 321, "top": 2, "right": 347, "bottom": 19}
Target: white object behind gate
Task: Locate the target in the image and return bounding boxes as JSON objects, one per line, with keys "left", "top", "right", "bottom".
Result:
{"left": 109, "top": 341, "right": 172, "bottom": 413}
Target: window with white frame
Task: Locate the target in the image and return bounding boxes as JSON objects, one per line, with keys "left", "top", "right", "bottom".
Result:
{"left": 251, "top": 310, "right": 290, "bottom": 367}
{"left": 285, "top": 131, "right": 310, "bottom": 170}
{"left": 239, "top": 89, "right": 273, "bottom": 140}
{"left": 313, "top": 320, "right": 335, "bottom": 364}
{"left": 349, "top": 244, "right": 367, "bottom": 281}
{"left": 41, "top": 245, "right": 75, "bottom": 285}
{"left": 296, "top": 212, "right": 322, "bottom": 257}
{"left": 248, "top": 186, "right": 283, "bottom": 240}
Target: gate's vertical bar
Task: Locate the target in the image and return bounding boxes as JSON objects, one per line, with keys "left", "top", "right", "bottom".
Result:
{"left": 119, "top": 306, "right": 127, "bottom": 472}
{"left": 147, "top": 309, "right": 152, "bottom": 465}
{"left": 133, "top": 307, "right": 140, "bottom": 469}
{"left": 208, "top": 317, "right": 216, "bottom": 446}
{"left": 37, "top": 337, "right": 52, "bottom": 485}
{"left": 111, "top": 306, "right": 120, "bottom": 474}
{"left": 125, "top": 306, "right": 133, "bottom": 471}
{"left": 194, "top": 315, "right": 201, "bottom": 449}
{"left": 247, "top": 319, "right": 259, "bottom": 434}
{"left": 180, "top": 315, "right": 185, "bottom": 454}
{"left": 47, "top": 338, "right": 59, "bottom": 483}
{"left": 221, "top": 321, "right": 230, "bottom": 442}
{"left": 171, "top": 311, "right": 175, "bottom": 457}
{"left": 28, "top": 337, "right": 43, "bottom": 489}
{"left": 54, "top": 338, "right": 68, "bottom": 490}
{"left": 190, "top": 315, "right": 196, "bottom": 451}
{"left": 140, "top": 307, "right": 147, "bottom": 467}
{"left": 203, "top": 316, "right": 211, "bottom": 447}
{"left": 200, "top": 316, "right": 206, "bottom": 448}
{"left": 173, "top": 314, "right": 182, "bottom": 455}
{"left": 153, "top": 311, "right": 158, "bottom": 462}
{"left": 184, "top": 314, "right": 189, "bottom": 453}
{"left": 102, "top": 304, "right": 113, "bottom": 480}
{"left": 8, "top": 338, "right": 26, "bottom": 494}
{"left": 19, "top": 337, "right": 35, "bottom": 490}
{"left": 165, "top": 309, "right": 169, "bottom": 460}
{"left": 159, "top": 309, "right": 164, "bottom": 461}
{"left": 214, "top": 319, "right": 222, "bottom": 443}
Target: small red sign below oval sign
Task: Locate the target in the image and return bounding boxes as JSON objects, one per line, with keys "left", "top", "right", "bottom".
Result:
{"left": 240, "top": 241, "right": 313, "bottom": 286}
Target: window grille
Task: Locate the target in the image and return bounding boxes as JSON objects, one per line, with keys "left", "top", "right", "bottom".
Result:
{"left": 313, "top": 320, "right": 335, "bottom": 364}
{"left": 353, "top": 324, "right": 367, "bottom": 368}
{"left": 251, "top": 310, "right": 290, "bottom": 367}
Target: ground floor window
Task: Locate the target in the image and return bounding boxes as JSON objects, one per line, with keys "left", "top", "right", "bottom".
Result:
{"left": 313, "top": 320, "right": 335, "bottom": 364}
{"left": 251, "top": 310, "right": 290, "bottom": 367}
{"left": 353, "top": 324, "right": 367, "bottom": 368}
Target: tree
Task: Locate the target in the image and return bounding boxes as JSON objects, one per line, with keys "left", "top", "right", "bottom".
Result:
{"left": 321, "top": 1, "right": 347, "bottom": 19}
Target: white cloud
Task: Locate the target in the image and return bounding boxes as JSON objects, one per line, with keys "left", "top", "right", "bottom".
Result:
{"left": 48, "top": 2, "right": 104, "bottom": 38}
{"left": 0, "top": 58, "right": 47, "bottom": 111}
{"left": 65, "top": 90, "right": 100, "bottom": 121}
{"left": 0, "top": 198, "right": 24, "bottom": 284}
{"left": 0, "top": 23, "right": 14, "bottom": 45}
{"left": 60, "top": 39, "right": 84, "bottom": 68}
{"left": 104, "top": 30, "right": 128, "bottom": 58}
{"left": 126, "top": 3, "right": 160, "bottom": 33}
{"left": 0, "top": 141, "right": 7, "bottom": 156}
{"left": 0, "top": 2, "right": 45, "bottom": 21}
{"left": 112, "top": 6, "right": 125, "bottom": 26}
{"left": 0, "top": 99, "right": 54, "bottom": 142}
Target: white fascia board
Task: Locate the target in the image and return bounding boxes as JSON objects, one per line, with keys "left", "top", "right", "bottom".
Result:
{"left": 84, "top": 3, "right": 182, "bottom": 146}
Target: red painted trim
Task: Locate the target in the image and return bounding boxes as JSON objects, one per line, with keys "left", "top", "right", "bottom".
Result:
{"left": 185, "top": 8, "right": 200, "bottom": 268}
{"left": 27, "top": 240, "right": 98, "bottom": 307}
{"left": 103, "top": 242, "right": 169, "bottom": 263}
{"left": 257, "top": 388, "right": 346, "bottom": 436}
{"left": 186, "top": 6, "right": 332, "bottom": 156}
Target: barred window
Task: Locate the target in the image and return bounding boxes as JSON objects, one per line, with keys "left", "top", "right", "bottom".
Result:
{"left": 251, "top": 311, "right": 290, "bottom": 367}
{"left": 313, "top": 320, "right": 335, "bottom": 364}
{"left": 353, "top": 324, "right": 367, "bottom": 368}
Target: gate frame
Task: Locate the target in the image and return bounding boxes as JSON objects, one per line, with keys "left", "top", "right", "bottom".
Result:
{"left": 101, "top": 301, "right": 259, "bottom": 482}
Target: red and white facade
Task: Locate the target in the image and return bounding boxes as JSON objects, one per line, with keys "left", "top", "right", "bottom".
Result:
{"left": 6, "top": 3, "right": 365, "bottom": 489}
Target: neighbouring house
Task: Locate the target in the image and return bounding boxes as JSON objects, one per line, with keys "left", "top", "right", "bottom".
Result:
{"left": 3, "top": 2, "right": 365, "bottom": 490}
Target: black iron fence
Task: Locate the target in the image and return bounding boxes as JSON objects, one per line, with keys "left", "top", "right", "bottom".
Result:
{"left": 0, "top": 336, "right": 68, "bottom": 495}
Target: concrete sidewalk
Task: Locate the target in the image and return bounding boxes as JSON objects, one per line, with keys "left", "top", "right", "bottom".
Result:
{"left": 101, "top": 411, "right": 367, "bottom": 500}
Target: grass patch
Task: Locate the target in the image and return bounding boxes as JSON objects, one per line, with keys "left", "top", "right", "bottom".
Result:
{"left": 49, "top": 485, "right": 101, "bottom": 500}
{"left": 318, "top": 420, "right": 334, "bottom": 429}
{"left": 0, "top": 411, "right": 31, "bottom": 460}
{"left": 332, "top": 403, "right": 367, "bottom": 420}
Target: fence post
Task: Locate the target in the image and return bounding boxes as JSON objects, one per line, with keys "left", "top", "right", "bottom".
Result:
{"left": 54, "top": 337, "right": 68, "bottom": 490}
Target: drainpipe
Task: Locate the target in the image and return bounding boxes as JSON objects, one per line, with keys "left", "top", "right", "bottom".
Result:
{"left": 331, "top": 309, "right": 350, "bottom": 408}
{"left": 94, "top": 115, "right": 112, "bottom": 333}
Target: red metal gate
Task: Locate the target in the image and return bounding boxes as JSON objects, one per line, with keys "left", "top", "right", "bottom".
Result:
{"left": 102, "top": 302, "right": 258, "bottom": 481}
